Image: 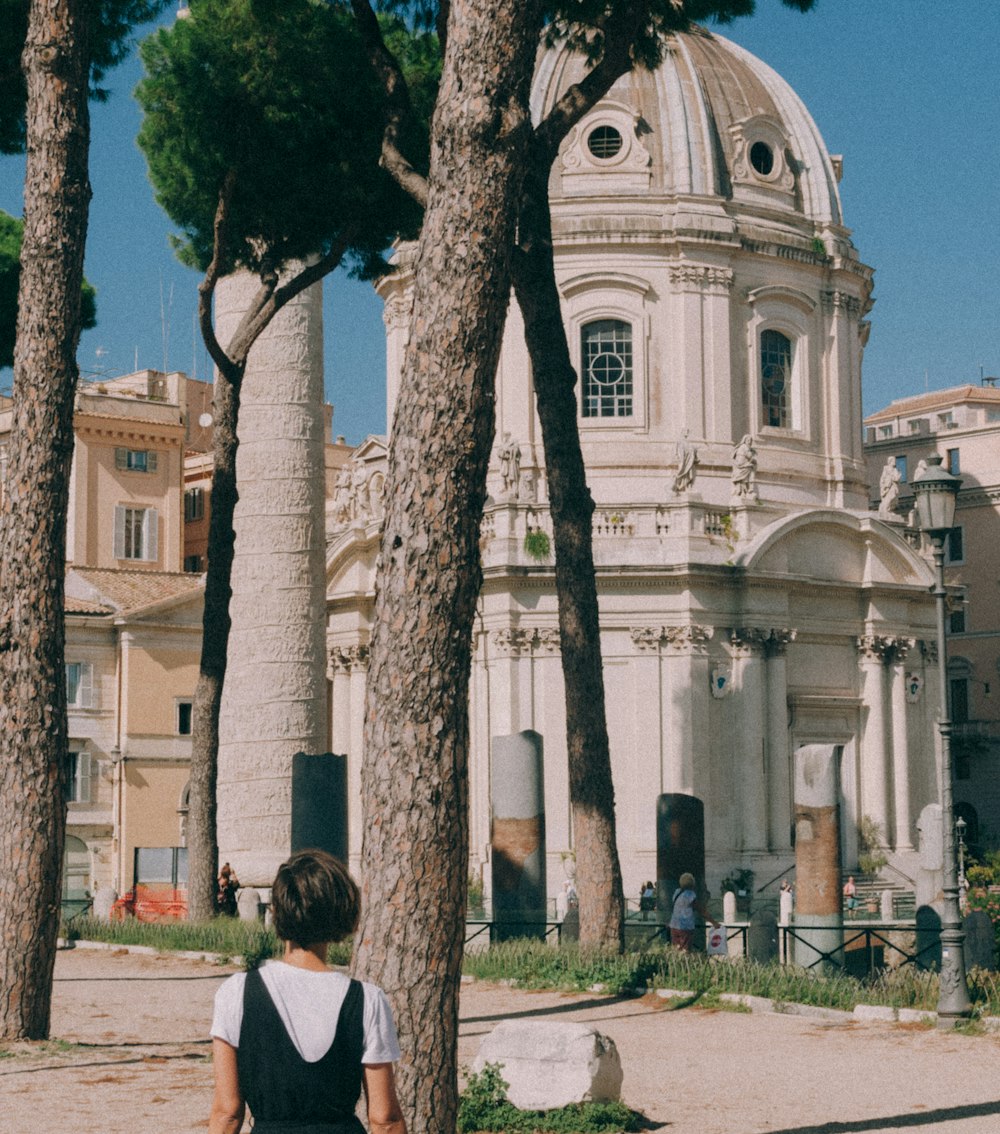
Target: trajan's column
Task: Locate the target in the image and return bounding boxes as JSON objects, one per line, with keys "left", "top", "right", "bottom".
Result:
{"left": 215, "top": 271, "right": 328, "bottom": 886}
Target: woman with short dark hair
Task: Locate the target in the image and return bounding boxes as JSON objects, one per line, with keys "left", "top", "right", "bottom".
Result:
{"left": 208, "top": 849, "right": 406, "bottom": 1134}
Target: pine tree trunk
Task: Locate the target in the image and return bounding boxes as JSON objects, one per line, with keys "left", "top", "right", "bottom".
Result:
{"left": 351, "top": 2, "right": 542, "bottom": 1130}
{"left": 0, "top": 0, "right": 91, "bottom": 1039}
{"left": 512, "top": 163, "right": 625, "bottom": 952}
{"left": 186, "top": 369, "right": 240, "bottom": 921}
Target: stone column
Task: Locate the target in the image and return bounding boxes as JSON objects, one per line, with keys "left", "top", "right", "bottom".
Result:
{"left": 663, "top": 625, "right": 714, "bottom": 798}
{"left": 730, "top": 629, "right": 768, "bottom": 851}
{"left": 889, "top": 638, "right": 916, "bottom": 850}
{"left": 793, "top": 743, "right": 844, "bottom": 972}
{"left": 765, "top": 630, "right": 796, "bottom": 851}
{"left": 216, "top": 269, "right": 328, "bottom": 887}
{"left": 630, "top": 627, "right": 665, "bottom": 790}
{"left": 857, "top": 635, "right": 891, "bottom": 842}
{"left": 491, "top": 731, "right": 546, "bottom": 938}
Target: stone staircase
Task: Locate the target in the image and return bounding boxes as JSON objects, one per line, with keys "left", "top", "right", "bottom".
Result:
{"left": 847, "top": 873, "right": 916, "bottom": 920}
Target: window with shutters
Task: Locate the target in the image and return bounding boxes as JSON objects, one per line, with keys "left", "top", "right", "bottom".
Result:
{"left": 184, "top": 486, "right": 204, "bottom": 521}
{"left": 66, "top": 661, "right": 94, "bottom": 708}
{"left": 114, "top": 505, "right": 158, "bottom": 562}
{"left": 65, "top": 749, "right": 92, "bottom": 804}
{"left": 115, "top": 448, "right": 158, "bottom": 473}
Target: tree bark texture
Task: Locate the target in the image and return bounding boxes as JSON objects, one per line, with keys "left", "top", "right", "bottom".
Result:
{"left": 351, "top": 2, "right": 542, "bottom": 1130}
{"left": 512, "top": 166, "right": 625, "bottom": 951}
{"left": 185, "top": 365, "right": 240, "bottom": 921}
{"left": 0, "top": 0, "right": 91, "bottom": 1039}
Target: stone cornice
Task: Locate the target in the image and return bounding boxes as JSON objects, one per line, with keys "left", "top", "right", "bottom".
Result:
{"left": 488, "top": 627, "right": 561, "bottom": 656}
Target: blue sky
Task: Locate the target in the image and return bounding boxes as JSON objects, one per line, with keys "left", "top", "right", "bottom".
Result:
{"left": 1, "top": 0, "right": 998, "bottom": 444}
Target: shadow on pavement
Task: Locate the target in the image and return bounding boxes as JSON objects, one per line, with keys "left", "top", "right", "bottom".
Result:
{"left": 762, "top": 1098, "right": 1000, "bottom": 1133}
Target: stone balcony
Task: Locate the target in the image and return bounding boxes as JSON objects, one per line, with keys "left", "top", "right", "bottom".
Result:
{"left": 480, "top": 497, "right": 784, "bottom": 572}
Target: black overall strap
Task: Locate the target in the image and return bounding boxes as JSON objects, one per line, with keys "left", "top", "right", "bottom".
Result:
{"left": 239, "top": 967, "right": 366, "bottom": 1134}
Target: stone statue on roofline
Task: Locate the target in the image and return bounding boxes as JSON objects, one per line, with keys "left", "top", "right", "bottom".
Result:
{"left": 672, "top": 429, "right": 698, "bottom": 493}
{"left": 731, "top": 434, "right": 758, "bottom": 502}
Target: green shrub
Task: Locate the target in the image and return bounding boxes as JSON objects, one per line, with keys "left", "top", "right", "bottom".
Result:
{"left": 523, "top": 529, "right": 551, "bottom": 561}
{"left": 458, "top": 1064, "right": 640, "bottom": 1133}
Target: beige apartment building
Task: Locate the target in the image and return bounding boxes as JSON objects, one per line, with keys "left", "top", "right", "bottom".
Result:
{"left": 864, "top": 382, "right": 1000, "bottom": 850}
{"left": 1, "top": 370, "right": 210, "bottom": 907}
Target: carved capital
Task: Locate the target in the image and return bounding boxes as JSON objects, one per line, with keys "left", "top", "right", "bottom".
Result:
{"left": 490, "top": 628, "right": 531, "bottom": 657}
{"left": 729, "top": 628, "right": 771, "bottom": 656}
{"left": 920, "top": 640, "right": 939, "bottom": 665}
{"left": 766, "top": 628, "right": 797, "bottom": 657}
{"left": 329, "top": 643, "right": 370, "bottom": 673}
{"left": 822, "top": 289, "right": 862, "bottom": 316}
{"left": 668, "top": 263, "right": 734, "bottom": 294}
{"left": 663, "top": 624, "right": 714, "bottom": 653}
{"left": 630, "top": 626, "right": 663, "bottom": 652}
{"left": 858, "top": 634, "right": 915, "bottom": 664}
{"left": 382, "top": 294, "right": 413, "bottom": 332}
{"left": 532, "top": 628, "right": 561, "bottom": 654}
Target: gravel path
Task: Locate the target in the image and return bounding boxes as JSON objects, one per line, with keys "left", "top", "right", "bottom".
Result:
{"left": 2, "top": 946, "right": 999, "bottom": 1133}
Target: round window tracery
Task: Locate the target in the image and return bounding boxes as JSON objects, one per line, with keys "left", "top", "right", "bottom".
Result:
{"left": 587, "top": 125, "right": 623, "bottom": 160}
{"left": 589, "top": 351, "right": 625, "bottom": 386}
{"left": 750, "top": 141, "right": 775, "bottom": 176}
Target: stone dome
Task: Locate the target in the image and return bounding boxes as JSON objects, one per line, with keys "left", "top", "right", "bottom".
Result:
{"left": 531, "top": 27, "right": 843, "bottom": 229}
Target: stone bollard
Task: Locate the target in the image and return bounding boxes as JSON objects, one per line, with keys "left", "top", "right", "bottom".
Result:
{"left": 92, "top": 888, "right": 117, "bottom": 920}
{"left": 472, "top": 1021, "right": 622, "bottom": 1110}
{"left": 237, "top": 886, "right": 262, "bottom": 922}
{"left": 880, "top": 889, "right": 894, "bottom": 922}
{"left": 723, "top": 891, "right": 737, "bottom": 925}
{"left": 491, "top": 731, "right": 546, "bottom": 941}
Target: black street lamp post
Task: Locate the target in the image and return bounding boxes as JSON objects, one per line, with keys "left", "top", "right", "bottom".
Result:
{"left": 911, "top": 454, "right": 971, "bottom": 1021}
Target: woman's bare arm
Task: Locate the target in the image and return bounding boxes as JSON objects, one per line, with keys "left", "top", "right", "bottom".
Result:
{"left": 208, "top": 1038, "right": 245, "bottom": 1134}
{"left": 363, "top": 1062, "right": 407, "bottom": 1134}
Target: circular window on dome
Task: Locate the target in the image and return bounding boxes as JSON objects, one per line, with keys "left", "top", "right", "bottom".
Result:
{"left": 750, "top": 141, "right": 775, "bottom": 177}
{"left": 587, "top": 125, "right": 623, "bottom": 160}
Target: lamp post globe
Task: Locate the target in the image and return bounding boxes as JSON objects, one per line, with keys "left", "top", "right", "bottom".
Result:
{"left": 910, "top": 454, "right": 971, "bottom": 1021}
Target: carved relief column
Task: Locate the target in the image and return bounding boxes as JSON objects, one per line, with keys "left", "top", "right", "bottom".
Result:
{"left": 888, "top": 638, "right": 916, "bottom": 850}
{"left": 765, "top": 630, "right": 796, "bottom": 851}
{"left": 857, "top": 635, "right": 891, "bottom": 840}
{"left": 663, "top": 625, "right": 714, "bottom": 798}
{"left": 731, "top": 629, "right": 768, "bottom": 851}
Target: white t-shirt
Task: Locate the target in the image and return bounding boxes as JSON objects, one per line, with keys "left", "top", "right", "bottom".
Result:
{"left": 211, "top": 961, "right": 401, "bottom": 1065}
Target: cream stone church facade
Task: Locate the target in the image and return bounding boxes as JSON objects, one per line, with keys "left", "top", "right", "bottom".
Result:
{"left": 315, "top": 29, "right": 943, "bottom": 905}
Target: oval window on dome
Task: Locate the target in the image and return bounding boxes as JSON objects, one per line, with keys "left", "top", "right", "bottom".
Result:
{"left": 587, "top": 125, "right": 623, "bottom": 160}
{"left": 750, "top": 141, "right": 774, "bottom": 177}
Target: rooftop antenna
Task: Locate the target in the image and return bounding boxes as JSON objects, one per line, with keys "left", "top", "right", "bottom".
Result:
{"left": 160, "top": 274, "right": 174, "bottom": 375}
{"left": 924, "top": 369, "right": 929, "bottom": 392}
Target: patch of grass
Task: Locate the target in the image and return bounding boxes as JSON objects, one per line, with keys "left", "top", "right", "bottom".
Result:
{"left": 63, "top": 916, "right": 354, "bottom": 970}
{"left": 459, "top": 1064, "right": 641, "bottom": 1133}
{"left": 62, "top": 915, "right": 281, "bottom": 961}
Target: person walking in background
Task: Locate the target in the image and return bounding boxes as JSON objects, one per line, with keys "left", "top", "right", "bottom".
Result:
{"left": 639, "top": 880, "right": 656, "bottom": 921}
{"left": 208, "top": 850, "right": 406, "bottom": 1134}
{"left": 216, "top": 863, "right": 240, "bottom": 918}
{"left": 669, "top": 872, "right": 719, "bottom": 952}
{"left": 843, "top": 875, "right": 858, "bottom": 915}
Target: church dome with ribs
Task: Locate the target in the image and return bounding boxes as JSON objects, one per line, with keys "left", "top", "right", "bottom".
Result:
{"left": 532, "top": 26, "right": 844, "bottom": 231}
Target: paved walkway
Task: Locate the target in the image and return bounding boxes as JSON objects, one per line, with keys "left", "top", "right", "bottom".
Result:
{"left": 2, "top": 947, "right": 999, "bottom": 1133}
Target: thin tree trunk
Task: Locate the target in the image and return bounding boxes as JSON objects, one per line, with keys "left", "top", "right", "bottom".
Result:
{"left": 0, "top": 0, "right": 91, "bottom": 1039}
{"left": 512, "top": 169, "right": 625, "bottom": 951}
{"left": 186, "top": 368, "right": 241, "bottom": 920}
{"left": 507, "top": 18, "right": 649, "bottom": 952}
{"left": 351, "top": 2, "right": 542, "bottom": 1130}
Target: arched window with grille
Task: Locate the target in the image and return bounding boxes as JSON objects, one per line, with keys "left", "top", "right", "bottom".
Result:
{"left": 760, "top": 329, "right": 792, "bottom": 428}
{"left": 581, "top": 319, "right": 633, "bottom": 418}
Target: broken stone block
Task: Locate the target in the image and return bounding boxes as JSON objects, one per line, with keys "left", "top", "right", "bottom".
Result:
{"left": 471, "top": 1020, "right": 623, "bottom": 1111}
